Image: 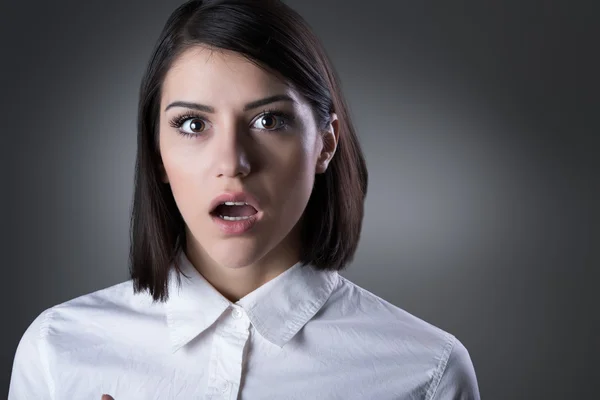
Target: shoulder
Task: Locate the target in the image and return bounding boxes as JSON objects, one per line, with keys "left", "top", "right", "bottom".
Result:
{"left": 329, "top": 274, "right": 454, "bottom": 343}
{"left": 323, "top": 274, "right": 480, "bottom": 399}
{"left": 23, "top": 279, "right": 157, "bottom": 354}
{"left": 427, "top": 337, "right": 480, "bottom": 399}
{"left": 10, "top": 280, "right": 155, "bottom": 399}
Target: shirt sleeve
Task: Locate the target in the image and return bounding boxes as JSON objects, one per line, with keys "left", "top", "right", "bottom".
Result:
{"left": 8, "top": 308, "right": 55, "bottom": 400}
{"left": 430, "top": 337, "right": 480, "bottom": 400}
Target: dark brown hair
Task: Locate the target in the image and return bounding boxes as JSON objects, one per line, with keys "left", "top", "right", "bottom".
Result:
{"left": 130, "top": 0, "right": 368, "bottom": 302}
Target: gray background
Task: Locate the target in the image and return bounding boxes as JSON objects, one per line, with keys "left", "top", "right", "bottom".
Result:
{"left": 2, "top": 0, "right": 598, "bottom": 399}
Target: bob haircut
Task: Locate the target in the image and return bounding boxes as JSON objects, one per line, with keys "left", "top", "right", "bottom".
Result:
{"left": 130, "top": 0, "right": 368, "bottom": 302}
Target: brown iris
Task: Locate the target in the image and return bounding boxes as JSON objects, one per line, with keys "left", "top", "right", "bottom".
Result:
{"left": 260, "top": 115, "right": 277, "bottom": 129}
{"left": 189, "top": 118, "right": 205, "bottom": 132}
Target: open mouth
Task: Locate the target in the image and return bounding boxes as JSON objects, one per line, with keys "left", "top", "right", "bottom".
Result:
{"left": 210, "top": 201, "right": 259, "bottom": 221}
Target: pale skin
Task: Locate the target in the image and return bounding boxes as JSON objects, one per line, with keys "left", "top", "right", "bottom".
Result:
{"left": 100, "top": 45, "right": 338, "bottom": 398}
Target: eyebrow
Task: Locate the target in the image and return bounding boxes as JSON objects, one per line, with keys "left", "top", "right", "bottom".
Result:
{"left": 164, "top": 94, "right": 295, "bottom": 113}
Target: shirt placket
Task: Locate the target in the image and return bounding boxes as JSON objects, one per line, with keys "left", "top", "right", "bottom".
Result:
{"left": 205, "top": 305, "right": 251, "bottom": 400}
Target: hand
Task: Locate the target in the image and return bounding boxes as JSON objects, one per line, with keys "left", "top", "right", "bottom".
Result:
{"left": 101, "top": 395, "right": 115, "bottom": 400}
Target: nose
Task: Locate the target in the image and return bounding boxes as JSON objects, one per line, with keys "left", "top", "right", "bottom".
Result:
{"left": 213, "top": 124, "right": 252, "bottom": 179}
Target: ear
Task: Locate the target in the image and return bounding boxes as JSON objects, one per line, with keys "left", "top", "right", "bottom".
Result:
{"left": 315, "top": 113, "right": 339, "bottom": 174}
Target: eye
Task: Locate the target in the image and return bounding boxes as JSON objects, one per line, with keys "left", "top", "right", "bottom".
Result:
{"left": 251, "top": 112, "right": 287, "bottom": 131}
{"left": 180, "top": 117, "right": 209, "bottom": 135}
{"left": 168, "top": 112, "right": 212, "bottom": 137}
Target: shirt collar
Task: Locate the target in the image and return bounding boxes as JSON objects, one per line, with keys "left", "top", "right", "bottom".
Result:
{"left": 165, "top": 250, "right": 339, "bottom": 353}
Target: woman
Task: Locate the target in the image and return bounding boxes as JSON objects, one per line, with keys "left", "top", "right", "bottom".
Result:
{"left": 9, "top": 0, "right": 480, "bottom": 399}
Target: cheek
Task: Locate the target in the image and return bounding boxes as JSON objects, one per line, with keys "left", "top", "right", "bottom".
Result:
{"left": 160, "top": 126, "right": 205, "bottom": 180}
{"left": 161, "top": 146, "right": 207, "bottom": 217}
{"left": 261, "top": 132, "right": 319, "bottom": 177}
{"left": 260, "top": 135, "right": 319, "bottom": 209}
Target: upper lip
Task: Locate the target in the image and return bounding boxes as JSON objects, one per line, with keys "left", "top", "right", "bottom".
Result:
{"left": 209, "top": 191, "right": 261, "bottom": 214}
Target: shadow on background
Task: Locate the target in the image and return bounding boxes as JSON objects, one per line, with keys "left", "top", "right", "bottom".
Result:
{"left": 1, "top": 1, "right": 597, "bottom": 398}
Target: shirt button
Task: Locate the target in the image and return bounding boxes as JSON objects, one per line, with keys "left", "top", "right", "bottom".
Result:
{"left": 232, "top": 308, "right": 243, "bottom": 319}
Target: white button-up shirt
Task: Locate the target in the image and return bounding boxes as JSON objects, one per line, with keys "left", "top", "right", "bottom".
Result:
{"left": 9, "top": 251, "right": 480, "bottom": 399}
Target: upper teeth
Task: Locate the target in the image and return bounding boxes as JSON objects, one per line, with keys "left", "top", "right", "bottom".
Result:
{"left": 222, "top": 202, "right": 249, "bottom": 206}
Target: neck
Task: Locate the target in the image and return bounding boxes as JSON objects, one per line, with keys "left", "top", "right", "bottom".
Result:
{"left": 184, "top": 227, "right": 302, "bottom": 303}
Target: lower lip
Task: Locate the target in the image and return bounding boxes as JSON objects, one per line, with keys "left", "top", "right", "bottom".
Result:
{"left": 210, "top": 213, "right": 260, "bottom": 235}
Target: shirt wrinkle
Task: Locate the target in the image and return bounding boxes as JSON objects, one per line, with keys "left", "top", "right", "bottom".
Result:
{"left": 425, "top": 334, "right": 456, "bottom": 400}
{"left": 9, "top": 250, "right": 480, "bottom": 400}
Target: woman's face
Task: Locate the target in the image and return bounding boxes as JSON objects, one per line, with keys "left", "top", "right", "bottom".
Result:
{"left": 159, "top": 46, "right": 337, "bottom": 271}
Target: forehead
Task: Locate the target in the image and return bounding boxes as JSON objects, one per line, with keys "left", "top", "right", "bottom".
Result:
{"left": 161, "top": 45, "right": 297, "bottom": 106}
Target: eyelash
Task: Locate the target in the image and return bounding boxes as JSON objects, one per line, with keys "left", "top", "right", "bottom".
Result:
{"left": 168, "top": 108, "right": 294, "bottom": 138}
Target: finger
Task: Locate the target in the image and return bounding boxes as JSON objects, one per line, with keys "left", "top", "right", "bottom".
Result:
{"left": 101, "top": 395, "right": 115, "bottom": 400}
